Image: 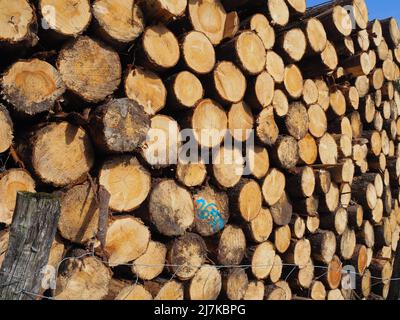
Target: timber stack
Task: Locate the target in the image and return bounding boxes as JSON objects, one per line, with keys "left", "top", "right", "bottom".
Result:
{"left": 0, "top": 0, "right": 400, "bottom": 300}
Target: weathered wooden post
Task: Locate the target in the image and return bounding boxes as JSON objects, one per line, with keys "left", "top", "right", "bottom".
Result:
{"left": 0, "top": 192, "right": 60, "bottom": 300}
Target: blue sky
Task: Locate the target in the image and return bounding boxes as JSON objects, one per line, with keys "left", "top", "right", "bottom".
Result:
{"left": 307, "top": 0, "right": 400, "bottom": 22}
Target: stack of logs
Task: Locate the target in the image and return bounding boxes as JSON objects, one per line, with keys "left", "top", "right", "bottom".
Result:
{"left": 0, "top": 0, "right": 400, "bottom": 300}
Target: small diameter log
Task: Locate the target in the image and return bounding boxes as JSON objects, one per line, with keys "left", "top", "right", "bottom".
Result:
{"left": 381, "top": 17, "right": 400, "bottom": 48}
{"left": 262, "top": 168, "right": 286, "bottom": 207}
{"left": 125, "top": 67, "right": 167, "bottom": 115}
{"left": 0, "top": 193, "right": 60, "bottom": 300}
{"left": 309, "top": 230, "right": 337, "bottom": 264}
{"left": 370, "top": 258, "right": 393, "bottom": 287}
{"left": 298, "top": 134, "right": 318, "bottom": 165}
{"left": 284, "top": 102, "right": 309, "bottom": 140}
{"left": 207, "top": 61, "right": 247, "bottom": 105}
{"left": 30, "top": 122, "right": 94, "bottom": 187}
{"left": 99, "top": 155, "right": 151, "bottom": 212}
{"left": 218, "top": 31, "right": 266, "bottom": 75}
{"left": 314, "top": 169, "right": 332, "bottom": 194}
{"left": 57, "top": 36, "right": 121, "bottom": 103}
{"left": 273, "top": 89, "right": 289, "bottom": 117}
{"left": 283, "top": 238, "right": 311, "bottom": 267}
{"left": 58, "top": 182, "right": 99, "bottom": 244}
{"left": 329, "top": 89, "right": 347, "bottom": 118}
{"left": 187, "top": 0, "right": 226, "bottom": 45}
{"left": 343, "top": 86, "right": 360, "bottom": 110}
{"left": 90, "top": 98, "right": 150, "bottom": 154}
{"left": 270, "top": 192, "right": 293, "bottom": 227}
{"left": 250, "top": 241, "right": 276, "bottom": 280}
{"left": 293, "top": 196, "right": 319, "bottom": 217}
{"left": 374, "top": 217, "right": 392, "bottom": 248}
{"left": 228, "top": 101, "right": 254, "bottom": 142}
{"left": 327, "top": 289, "right": 345, "bottom": 300}
{"left": 223, "top": 11, "right": 239, "bottom": 40}
{"left": 115, "top": 285, "right": 152, "bottom": 300}
{"left": 308, "top": 104, "right": 327, "bottom": 138}
{"left": 309, "top": 281, "right": 326, "bottom": 300}
{"left": 150, "top": 280, "right": 183, "bottom": 300}
{"left": 216, "top": 225, "right": 246, "bottom": 265}
{"left": 212, "top": 145, "right": 244, "bottom": 189}
{"left": 246, "top": 207, "right": 273, "bottom": 243}
{"left": 192, "top": 184, "right": 229, "bottom": 236}
{"left": 0, "top": 230, "right": 9, "bottom": 266}
{"left": 105, "top": 216, "right": 150, "bottom": 266}
{"left": 329, "top": 159, "right": 355, "bottom": 184}
{"left": 247, "top": 145, "right": 270, "bottom": 180}
{"left": 245, "top": 71, "right": 275, "bottom": 110}
{"left": 353, "top": 30, "right": 371, "bottom": 56}
{"left": 166, "top": 71, "right": 204, "bottom": 109}
{"left": 149, "top": 179, "right": 194, "bottom": 237}
{"left": 271, "top": 135, "right": 299, "bottom": 169}
{"left": 56, "top": 255, "right": 111, "bottom": 300}
{"left": 256, "top": 107, "right": 279, "bottom": 147}
{"left": 141, "top": 115, "right": 180, "bottom": 167}
{"left": 300, "top": 41, "right": 338, "bottom": 78}
{"left": 315, "top": 79, "right": 330, "bottom": 111}
{"left": 243, "top": 281, "right": 264, "bottom": 300}
{"left": 245, "top": 13, "right": 275, "bottom": 50}
{"left": 270, "top": 255, "right": 283, "bottom": 283}
{"left": 0, "top": 170, "right": 36, "bottom": 225}
{"left": 264, "top": 284, "right": 287, "bottom": 300}
{"left": 92, "top": 0, "right": 144, "bottom": 46}
{"left": 40, "top": 0, "right": 91, "bottom": 38}
{"left": 180, "top": 31, "right": 216, "bottom": 75}
{"left": 316, "top": 255, "right": 342, "bottom": 290}
{"left": 302, "top": 79, "right": 319, "bottom": 106}
{"left": 188, "top": 265, "right": 222, "bottom": 300}
{"left": 230, "top": 179, "right": 262, "bottom": 222}
{"left": 138, "top": 0, "right": 186, "bottom": 23}
{"left": 277, "top": 28, "right": 307, "bottom": 63}
{"left": 286, "top": 0, "right": 306, "bottom": 16}
{"left": 290, "top": 214, "right": 306, "bottom": 239}
{"left": 338, "top": 228, "right": 356, "bottom": 260}
{"left": 352, "top": 176, "right": 378, "bottom": 210}
{"left": 222, "top": 268, "right": 248, "bottom": 300}
{"left": 350, "top": 244, "right": 368, "bottom": 275}
{"left": 167, "top": 233, "right": 206, "bottom": 280}
{"left": 0, "top": 0, "right": 37, "bottom": 48}
{"left": 0, "top": 104, "right": 13, "bottom": 153}
{"left": 356, "top": 269, "right": 371, "bottom": 298}
{"left": 318, "top": 133, "right": 339, "bottom": 165}
{"left": 320, "top": 207, "right": 348, "bottom": 235}
{"left": 266, "top": 0, "right": 289, "bottom": 27}
{"left": 176, "top": 160, "right": 207, "bottom": 188}
{"left": 132, "top": 241, "right": 167, "bottom": 281}
{"left": 266, "top": 51, "right": 285, "bottom": 84}
{"left": 137, "top": 24, "right": 180, "bottom": 72}
{"left": 283, "top": 64, "right": 304, "bottom": 99}
{"left": 2, "top": 59, "right": 65, "bottom": 117}
{"left": 188, "top": 99, "right": 227, "bottom": 148}
{"left": 348, "top": 204, "right": 364, "bottom": 229}
{"left": 304, "top": 18, "right": 327, "bottom": 55}
{"left": 359, "top": 222, "right": 376, "bottom": 253}
{"left": 286, "top": 166, "right": 316, "bottom": 198}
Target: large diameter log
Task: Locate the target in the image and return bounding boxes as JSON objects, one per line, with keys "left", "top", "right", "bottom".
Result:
{"left": 167, "top": 71, "right": 204, "bottom": 109}
{"left": 319, "top": 133, "right": 339, "bottom": 165}
{"left": 152, "top": 280, "right": 184, "bottom": 300}
{"left": 351, "top": 244, "right": 368, "bottom": 275}
{"left": 218, "top": 31, "right": 266, "bottom": 75}
{"left": 338, "top": 228, "right": 356, "bottom": 260}
{"left": 286, "top": 166, "right": 316, "bottom": 198}
{"left": 104, "top": 216, "right": 150, "bottom": 266}
{"left": 56, "top": 254, "right": 111, "bottom": 300}
{"left": 28, "top": 122, "right": 94, "bottom": 187}
{"left": 1, "top": 59, "right": 65, "bottom": 117}
{"left": 137, "top": 24, "right": 180, "bottom": 72}
{"left": 167, "top": 233, "right": 206, "bottom": 280}
{"left": 283, "top": 238, "right": 311, "bottom": 267}
{"left": 283, "top": 101, "right": 309, "bottom": 140}
{"left": 149, "top": 179, "right": 194, "bottom": 237}
{"left": 192, "top": 184, "right": 229, "bottom": 236}
{"left": 352, "top": 176, "right": 378, "bottom": 210}
{"left": 0, "top": 104, "right": 13, "bottom": 153}
{"left": 304, "top": 18, "right": 327, "bottom": 55}
{"left": 246, "top": 71, "right": 275, "bottom": 110}
{"left": 90, "top": 98, "right": 150, "bottom": 154}
{"left": 57, "top": 36, "right": 121, "bottom": 103}
{"left": 40, "top": 0, "right": 91, "bottom": 38}
{"left": 316, "top": 255, "right": 342, "bottom": 290}
{"left": 58, "top": 182, "right": 99, "bottom": 244}
{"left": 188, "top": 265, "right": 222, "bottom": 300}
{"left": 298, "top": 133, "right": 318, "bottom": 165}
{"left": 300, "top": 41, "right": 338, "bottom": 78}
{"left": 187, "top": 0, "right": 227, "bottom": 45}
{"left": 266, "top": 0, "right": 289, "bottom": 27}
{"left": 0, "top": 0, "right": 38, "bottom": 48}
{"left": 271, "top": 135, "right": 299, "bottom": 169}
{"left": 266, "top": 51, "right": 285, "bottom": 84}
{"left": 243, "top": 281, "right": 264, "bottom": 300}
{"left": 99, "top": 155, "right": 151, "bottom": 212}
{"left": 287, "top": 259, "right": 314, "bottom": 290}
{"left": 0, "top": 192, "right": 60, "bottom": 300}
{"left": 246, "top": 207, "right": 273, "bottom": 243}
{"left": 132, "top": 241, "right": 167, "bottom": 281}
{"left": 320, "top": 207, "right": 348, "bottom": 235}
{"left": 125, "top": 67, "right": 166, "bottom": 115}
